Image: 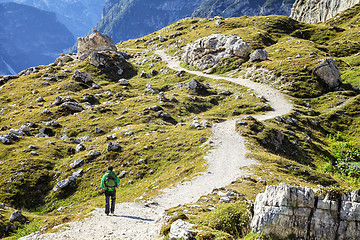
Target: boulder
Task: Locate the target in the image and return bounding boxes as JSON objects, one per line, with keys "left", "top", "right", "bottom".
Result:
{"left": 186, "top": 79, "right": 208, "bottom": 95}
{"left": 107, "top": 142, "right": 122, "bottom": 152}
{"left": 314, "top": 58, "right": 342, "bottom": 89}
{"left": 72, "top": 70, "right": 93, "bottom": 85}
{"left": 75, "top": 144, "right": 86, "bottom": 153}
{"left": 70, "top": 159, "right": 84, "bottom": 169}
{"left": 89, "top": 52, "right": 127, "bottom": 77}
{"left": 60, "top": 102, "right": 84, "bottom": 112}
{"left": 77, "top": 30, "right": 117, "bottom": 60}
{"left": 169, "top": 219, "right": 195, "bottom": 240}
{"left": 54, "top": 54, "right": 73, "bottom": 66}
{"left": 10, "top": 210, "right": 27, "bottom": 224}
{"left": 249, "top": 49, "right": 268, "bottom": 62}
{"left": 182, "top": 34, "right": 251, "bottom": 69}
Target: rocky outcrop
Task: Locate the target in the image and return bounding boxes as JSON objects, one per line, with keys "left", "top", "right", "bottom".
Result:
{"left": 314, "top": 58, "right": 342, "bottom": 89}
{"left": 251, "top": 183, "right": 360, "bottom": 240}
{"left": 169, "top": 219, "right": 195, "bottom": 240}
{"left": 181, "top": 34, "right": 251, "bottom": 69}
{"left": 77, "top": 30, "right": 117, "bottom": 60}
{"left": 290, "top": 0, "right": 360, "bottom": 24}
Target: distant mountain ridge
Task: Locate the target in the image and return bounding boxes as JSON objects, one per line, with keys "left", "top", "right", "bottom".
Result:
{"left": 97, "top": 0, "right": 296, "bottom": 43}
{"left": 0, "top": 2, "right": 74, "bottom": 75}
{"left": 192, "top": 0, "right": 295, "bottom": 18}
{"left": 0, "top": 0, "right": 106, "bottom": 38}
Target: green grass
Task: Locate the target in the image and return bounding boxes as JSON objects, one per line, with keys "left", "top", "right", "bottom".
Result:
{"left": 1, "top": 4, "right": 360, "bottom": 238}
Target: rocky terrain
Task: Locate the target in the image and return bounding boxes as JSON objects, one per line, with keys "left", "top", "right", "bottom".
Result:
{"left": 0, "top": 2, "right": 75, "bottom": 75}
{"left": 0, "top": 1, "right": 360, "bottom": 239}
{"left": 291, "top": 0, "right": 360, "bottom": 23}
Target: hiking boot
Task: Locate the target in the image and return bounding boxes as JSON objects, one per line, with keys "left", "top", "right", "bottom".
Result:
{"left": 111, "top": 211, "right": 114, "bottom": 215}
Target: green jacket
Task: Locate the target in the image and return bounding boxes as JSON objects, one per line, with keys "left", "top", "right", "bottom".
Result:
{"left": 100, "top": 170, "right": 120, "bottom": 191}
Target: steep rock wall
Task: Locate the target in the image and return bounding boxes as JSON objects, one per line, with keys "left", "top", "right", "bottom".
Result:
{"left": 251, "top": 183, "right": 360, "bottom": 239}
{"left": 290, "top": 0, "right": 360, "bottom": 23}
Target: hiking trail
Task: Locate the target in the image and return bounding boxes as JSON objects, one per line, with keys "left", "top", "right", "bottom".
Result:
{"left": 21, "top": 50, "right": 292, "bottom": 240}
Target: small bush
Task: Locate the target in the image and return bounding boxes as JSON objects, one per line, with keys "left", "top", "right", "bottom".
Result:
{"left": 197, "top": 201, "right": 252, "bottom": 238}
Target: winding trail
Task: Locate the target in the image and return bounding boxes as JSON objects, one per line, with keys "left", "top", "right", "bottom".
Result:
{"left": 21, "top": 51, "right": 292, "bottom": 240}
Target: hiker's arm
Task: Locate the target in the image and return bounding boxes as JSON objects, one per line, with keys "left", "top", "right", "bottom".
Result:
{"left": 100, "top": 174, "right": 106, "bottom": 190}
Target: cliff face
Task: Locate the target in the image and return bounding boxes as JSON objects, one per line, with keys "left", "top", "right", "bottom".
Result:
{"left": 192, "top": 0, "right": 295, "bottom": 18}
{"left": 96, "top": 0, "right": 204, "bottom": 43}
{"left": 0, "top": 2, "right": 74, "bottom": 75}
{"left": 290, "top": 0, "right": 360, "bottom": 23}
{"left": 251, "top": 184, "right": 360, "bottom": 240}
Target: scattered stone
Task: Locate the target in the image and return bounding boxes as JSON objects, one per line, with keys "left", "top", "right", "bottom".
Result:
{"left": 44, "top": 120, "right": 61, "bottom": 127}
{"left": 140, "top": 71, "right": 152, "bottom": 78}
{"left": 95, "top": 128, "right": 104, "bottom": 134}
{"left": 249, "top": 49, "right": 268, "bottom": 62}
{"left": 139, "top": 159, "right": 146, "bottom": 164}
{"left": 143, "top": 146, "right": 153, "bottom": 150}
{"left": 313, "top": 58, "right": 342, "bottom": 89}
{"left": 186, "top": 79, "right": 208, "bottom": 95}
{"left": 92, "top": 83, "right": 101, "bottom": 89}
{"left": 169, "top": 219, "right": 195, "bottom": 240}
{"left": 107, "top": 142, "right": 122, "bottom": 152}
{"left": 75, "top": 144, "right": 86, "bottom": 153}
{"left": 73, "top": 70, "right": 93, "bottom": 85}
{"left": 10, "top": 210, "right": 27, "bottom": 224}
{"left": 36, "top": 97, "right": 45, "bottom": 102}
{"left": 27, "top": 145, "right": 38, "bottom": 150}
{"left": 70, "top": 159, "right": 84, "bottom": 169}
{"left": 85, "top": 150, "right": 101, "bottom": 160}
{"left": 39, "top": 128, "right": 54, "bottom": 137}
{"left": 118, "top": 79, "right": 130, "bottom": 86}
{"left": 198, "top": 137, "right": 206, "bottom": 143}
{"left": 74, "top": 135, "right": 92, "bottom": 143}
{"left": 60, "top": 102, "right": 84, "bottom": 112}
{"left": 106, "top": 134, "right": 117, "bottom": 140}
{"left": 30, "top": 151, "right": 37, "bottom": 156}
{"left": 118, "top": 171, "right": 127, "bottom": 178}
{"left": 42, "top": 109, "right": 51, "bottom": 115}
{"left": 200, "top": 120, "right": 210, "bottom": 128}
{"left": 54, "top": 54, "right": 73, "bottom": 66}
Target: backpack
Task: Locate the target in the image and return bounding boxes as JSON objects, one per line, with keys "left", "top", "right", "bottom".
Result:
{"left": 104, "top": 172, "right": 117, "bottom": 188}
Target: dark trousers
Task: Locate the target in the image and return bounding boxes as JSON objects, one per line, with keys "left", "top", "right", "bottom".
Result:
{"left": 105, "top": 190, "right": 116, "bottom": 214}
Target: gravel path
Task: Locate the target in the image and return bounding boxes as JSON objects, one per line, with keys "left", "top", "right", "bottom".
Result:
{"left": 21, "top": 50, "right": 292, "bottom": 240}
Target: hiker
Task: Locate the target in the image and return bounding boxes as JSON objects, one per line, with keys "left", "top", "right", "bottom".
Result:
{"left": 100, "top": 166, "right": 120, "bottom": 215}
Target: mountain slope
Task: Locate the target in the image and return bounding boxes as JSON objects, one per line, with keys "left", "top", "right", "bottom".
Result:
{"left": 192, "top": 0, "right": 295, "bottom": 18}
{"left": 0, "top": 0, "right": 106, "bottom": 38}
{"left": 1, "top": 3, "right": 360, "bottom": 239}
{"left": 96, "top": 0, "right": 204, "bottom": 43}
{"left": 0, "top": 2, "right": 74, "bottom": 75}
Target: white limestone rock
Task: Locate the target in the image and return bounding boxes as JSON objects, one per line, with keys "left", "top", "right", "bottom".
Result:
{"left": 181, "top": 34, "right": 251, "bottom": 69}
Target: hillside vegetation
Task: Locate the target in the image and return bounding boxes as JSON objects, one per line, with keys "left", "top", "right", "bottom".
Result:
{"left": 1, "top": 3, "right": 359, "bottom": 239}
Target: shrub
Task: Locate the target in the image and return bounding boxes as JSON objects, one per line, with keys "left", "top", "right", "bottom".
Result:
{"left": 197, "top": 201, "right": 252, "bottom": 238}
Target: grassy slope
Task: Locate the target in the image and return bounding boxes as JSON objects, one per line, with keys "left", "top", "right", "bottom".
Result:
{"left": 118, "top": 4, "right": 360, "bottom": 239}
{"left": 1, "top": 3, "right": 359, "bottom": 240}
